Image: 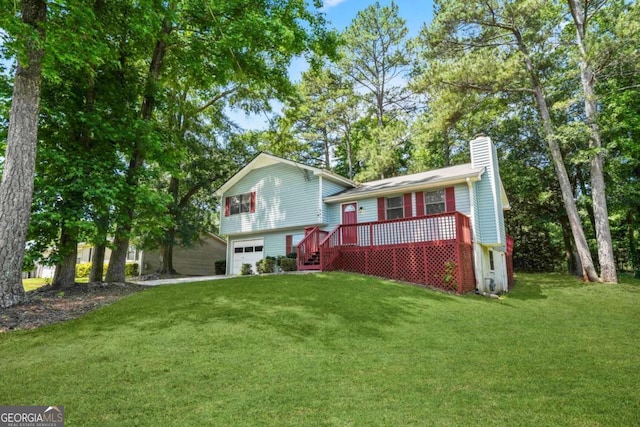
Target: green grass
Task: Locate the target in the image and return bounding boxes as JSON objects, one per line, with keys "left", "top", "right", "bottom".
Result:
{"left": 22, "top": 276, "right": 94, "bottom": 291}
{"left": 2, "top": 273, "right": 639, "bottom": 426}
{"left": 22, "top": 277, "right": 50, "bottom": 291}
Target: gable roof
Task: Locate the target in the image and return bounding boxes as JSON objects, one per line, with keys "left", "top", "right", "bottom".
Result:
{"left": 323, "top": 163, "right": 485, "bottom": 203}
{"left": 214, "top": 152, "right": 355, "bottom": 197}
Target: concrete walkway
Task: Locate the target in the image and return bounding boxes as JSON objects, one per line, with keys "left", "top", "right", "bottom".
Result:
{"left": 131, "top": 275, "right": 232, "bottom": 286}
{"left": 131, "top": 270, "right": 319, "bottom": 286}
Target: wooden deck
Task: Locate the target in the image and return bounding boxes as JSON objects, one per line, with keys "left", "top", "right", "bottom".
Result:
{"left": 297, "top": 212, "right": 479, "bottom": 293}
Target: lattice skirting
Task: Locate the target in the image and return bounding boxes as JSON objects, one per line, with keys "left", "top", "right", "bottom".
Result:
{"left": 325, "top": 242, "right": 475, "bottom": 293}
{"left": 506, "top": 253, "right": 514, "bottom": 289}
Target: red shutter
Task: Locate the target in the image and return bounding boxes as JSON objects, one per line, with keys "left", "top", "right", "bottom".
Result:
{"left": 224, "top": 197, "right": 230, "bottom": 217}
{"left": 377, "top": 197, "right": 386, "bottom": 221}
{"left": 415, "top": 192, "right": 425, "bottom": 216}
{"left": 285, "top": 235, "right": 293, "bottom": 254}
{"left": 250, "top": 191, "right": 256, "bottom": 213}
{"left": 445, "top": 187, "right": 456, "bottom": 212}
{"left": 403, "top": 193, "right": 412, "bottom": 218}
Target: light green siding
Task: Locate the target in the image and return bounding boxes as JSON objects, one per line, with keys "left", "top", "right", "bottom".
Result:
{"left": 470, "top": 136, "right": 506, "bottom": 246}
{"left": 221, "top": 163, "right": 322, "bottom": 236}
{"left": 454, "top": 183, "right": 470, "bottom": 216}
{"left": 226, "top": 228, "right": 310, "bottom": 274}
{"left": 326, "top": 184, "right": 468, "bottom": 228}
{"left": 321, "top": 178, "right": 351, "bottom": 224}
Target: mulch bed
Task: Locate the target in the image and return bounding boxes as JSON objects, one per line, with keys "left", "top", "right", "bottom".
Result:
{"left": 0, "top": 282, "right": 148, "bottom": 333}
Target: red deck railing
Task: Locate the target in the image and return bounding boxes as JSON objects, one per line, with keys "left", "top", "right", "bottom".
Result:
{"left": 297, "top": 227, "right": 329, "bottom": 270}
{"left": 318, "top": 212, "right": 476, "bottom": 293}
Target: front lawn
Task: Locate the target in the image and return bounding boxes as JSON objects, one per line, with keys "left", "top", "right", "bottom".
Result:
{"left": 22, "top": 277, "right": 90, "bottom": 292}
{"left": 22, "top": 277, "right": 50, "bottom": 291}
{"left": 1, "top": 273, "right": 638, "bottom": 426}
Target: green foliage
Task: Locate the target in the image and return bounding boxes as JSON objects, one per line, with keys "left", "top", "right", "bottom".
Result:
{"left": 76, "top": 262, "right": 137, "bottom": 278}
{"left": 256, "top": 257, "right": 276, "bottom": 274}
{"left": 442, "top": 260, "right": 457, "bottom": 291}
{"left": 240, "top": 263, "right": 253, "bottom": 275}
{"left": 337, "top": 1, "right": 411, "bottom": 180}
{"left": 75, "top": 263, "right": 93, "bottom": 279}
{"left": 214, "top": 260, "right": 226, "bottom": 275}
{"left": 124, "top": 262, "right": 139, "bottom": 277}
{"left": 278, "top": 257, "right": 297, "bottom": 272}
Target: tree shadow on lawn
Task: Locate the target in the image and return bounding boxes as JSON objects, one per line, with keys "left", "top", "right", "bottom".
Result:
{"left": 505, "top": 281, "right": 548, "bottom": 300}
{"left": 87, "top": 273, "right": 463, "bottom": 343}
{"left": 504, "top": 272, "right": 635, "bottom": 300}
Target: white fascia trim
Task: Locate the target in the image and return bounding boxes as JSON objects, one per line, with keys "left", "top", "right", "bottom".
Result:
{"left": 323, "top": 174, "right": 483, "bottom": 204}
{"left": 314, "top": 170, "right": 356, "bottom": 187}
{"left": 215, "top": 152, "right": 354, "bottom": 197}
{"left": 500, "top": 178, "right": 511, "bottom": 210}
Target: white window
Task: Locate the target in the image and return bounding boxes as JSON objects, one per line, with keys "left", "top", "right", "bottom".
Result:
{"left": 425, "top": 190, "right": 445, "bottom": 215}
{"left": 386, "top": 196, "right": 404, "bottom": 219}
{"left": 126, "top": 246, "right": 138, "bottom": 261}
{"left": 230, "top": 193, "right": 251, "bottom": 215}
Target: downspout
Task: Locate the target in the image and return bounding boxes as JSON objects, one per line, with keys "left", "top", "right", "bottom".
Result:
{"left": 318, "top": 176, "right": 324, "bottom": 224}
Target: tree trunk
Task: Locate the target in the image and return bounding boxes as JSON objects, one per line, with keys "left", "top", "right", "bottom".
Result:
{"left": 105, "top": 226, "right": 130, "bottom": 282}
{"left": 513, "top": 28, "right": 599, "bottom": 281}
{"left": 533, "top": 83, "right": 598, "bottom": 281}
{"left": 560, "top": 215, "right": 580, "bottom": 275}
{"left": 575, "top": 166, "right": 596, "bottom": 233}
{"left": 0, "top": 0, "right": 47, "bottom": 308}
{"left": 568, "top": 0, "right": 617, "bottom": 283}
{"left": 105, "top": 17, "right": 172, "bottom": 282}
{"left": 89, "top": 244, "right": 106, "bottom": 282}
{"left": 89, "top": 215, "right": 109, "bottom": 281}
{"left": 159, "top": 240, "right": 177, "bottom": 275}
{"left": 345, "top": 132, "right": 353, "bottom": 179}
{"left": 628, "top": 210, "right": 639, "bottom": 277}
{"left": 52, "top": 225, "right": 78, "bottom": 289}
{"left": 158, "top": 176, "right": 179, "bottom": 275}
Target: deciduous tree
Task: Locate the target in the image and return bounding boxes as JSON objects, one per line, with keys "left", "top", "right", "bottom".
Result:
{"left": 0, "top": 0, "right": 47, "bottom": 307}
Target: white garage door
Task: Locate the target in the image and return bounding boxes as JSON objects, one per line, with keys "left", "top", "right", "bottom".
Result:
{"left": 232, "top": 239, "right": 264, "bottom": 275}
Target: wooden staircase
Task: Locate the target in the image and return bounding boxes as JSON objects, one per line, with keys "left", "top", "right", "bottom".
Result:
{"left": 302, "top": 251, "right": 321, "bottom": 267}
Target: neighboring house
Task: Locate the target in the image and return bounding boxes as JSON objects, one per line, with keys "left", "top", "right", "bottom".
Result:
{"left": 215, "top": 136, "right": 513, "bottom": 293}
{"left": 26, "top": 233, "right": 227, "bottom": 278}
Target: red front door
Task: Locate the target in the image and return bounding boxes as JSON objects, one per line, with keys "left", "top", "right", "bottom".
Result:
{"left": 341, "top": 203, "right": 358, "bottom": 245}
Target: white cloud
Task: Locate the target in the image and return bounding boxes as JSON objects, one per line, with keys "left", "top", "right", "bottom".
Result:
{"left": 323, "top": 0, "right": 347, "bottom": 9}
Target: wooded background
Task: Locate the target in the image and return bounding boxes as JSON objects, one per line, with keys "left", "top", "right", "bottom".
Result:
{"left": 1, "top": 0, "right": 638, "bottom": 306}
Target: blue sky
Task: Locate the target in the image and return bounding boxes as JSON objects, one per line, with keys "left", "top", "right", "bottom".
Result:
{"left": 322, "top": 0, "right": 434, "bottom": 35}
{"left": 231, "top": 0, "right": 435, "bottom": 130}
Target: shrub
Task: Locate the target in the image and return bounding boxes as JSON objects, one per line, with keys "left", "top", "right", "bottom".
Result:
{"left": 75, "top": 262, "right": 92, "bottom": 278}
{"left": 214, "top": 260, "right": 226, "bottom": 275}
{"left": 125, "top": 262, "right": 139, "bottom": 277}
{"left": 240, "top": 263, "right": 253, "bottom": 275}
{"left": 279, "top": 257, "right": 297, "bottom": 272}
{"left": 76, "top": 262, "right": 137, "bottom": 279}
{"left": 286, "top": 252, "right": 297, "bottom": 259}
{"left": 256, "top": 257, "right": 276, "bottom": 274}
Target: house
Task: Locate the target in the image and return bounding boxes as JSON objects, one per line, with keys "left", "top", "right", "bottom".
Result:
{"left": 26, "top": 233, "right": 227, "bottom": 278}
{"left": 215, "top": 136, "right": 513, "bottom": 293}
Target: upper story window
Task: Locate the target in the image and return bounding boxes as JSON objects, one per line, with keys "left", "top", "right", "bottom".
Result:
{"left": 386, "top": 196, "right": 404, "bottom": 220}
{"left": 225, "top": 192, "right": 256, "bottom": 217}
{"left": 425, "top": 189, "right": 445, "bottom": 214}
{"left": 230, "top": 193, "right": 251, "bottom": 215}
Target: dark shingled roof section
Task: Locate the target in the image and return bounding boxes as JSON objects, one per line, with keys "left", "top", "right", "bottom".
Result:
{"left": 326, "top": 163, "right": 484, "bottom": 199}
